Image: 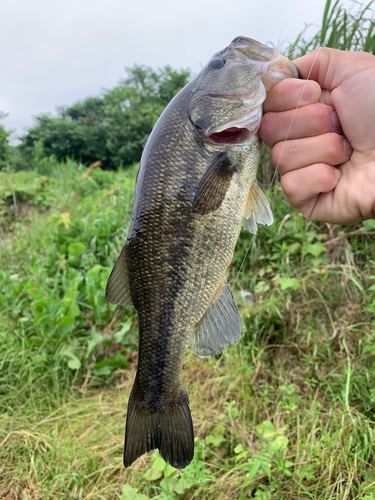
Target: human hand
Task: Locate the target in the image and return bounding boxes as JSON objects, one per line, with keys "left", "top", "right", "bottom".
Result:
{"left": 259, "top": 48, "right": 375, "bottom": 224}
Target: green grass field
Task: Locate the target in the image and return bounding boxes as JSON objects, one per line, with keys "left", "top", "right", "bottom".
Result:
{"left": 1, "top": 154, "right": 375, "bottom": 499}
{"left": 2, "top": 1, "right": 375, "bottom": 498}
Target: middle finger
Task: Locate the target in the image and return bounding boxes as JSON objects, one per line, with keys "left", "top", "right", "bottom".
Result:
{"left": 259, "top": 103, "right": 342, "bottom": 147}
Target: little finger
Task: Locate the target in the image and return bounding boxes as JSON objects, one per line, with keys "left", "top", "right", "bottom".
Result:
{"left": 281, "top": 163, "right": 341, "bottom": 209}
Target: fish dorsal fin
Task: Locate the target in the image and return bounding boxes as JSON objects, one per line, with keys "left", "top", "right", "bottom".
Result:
{"left": 192, "top": 152, "right": 235, "bottom": 215}
{"left": 190, "top": 282, "right": 241, "bottom": 357}
{"left": 105, "top": 245, "right": 134, "bottom": 307}
{"left": 242, "top": 182, "right": 273, "bottom": 234}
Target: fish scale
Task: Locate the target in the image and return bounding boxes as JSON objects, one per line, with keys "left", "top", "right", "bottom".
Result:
{"left": 105, "top": 36, "right": 299, "bottom": 469}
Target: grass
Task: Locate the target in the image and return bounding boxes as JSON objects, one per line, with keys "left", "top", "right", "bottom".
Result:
{"left": 1, "top": 156, "right": 375, "bottom": 499}
{"left": 2, "top": 336, "right": 375, "bottom": 499}
{"left": 0, "top": 160, "right": 138, "bottom": 408}
{"left": 287, "top": 0, "right": 375, "bottom": 57}
{"left": 2, "top": 1, "right": 375, "bottom": 498}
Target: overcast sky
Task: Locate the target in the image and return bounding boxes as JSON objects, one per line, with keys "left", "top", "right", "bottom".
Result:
{"left": 1, "top": 0, "right": 352, "bottom": 141}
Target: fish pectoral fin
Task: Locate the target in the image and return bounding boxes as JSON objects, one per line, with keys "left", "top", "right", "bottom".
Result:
{"left": 190, "top": 283, "right": 241, "bottom": 358}
{"left": 242, "top": 182, "right": 273, "bottom": 234}
{"left": 192, "top": 152, "right": 235, "bottom": 215}
{"left": 105, "top": 245, "right": 134, "bottom": 307}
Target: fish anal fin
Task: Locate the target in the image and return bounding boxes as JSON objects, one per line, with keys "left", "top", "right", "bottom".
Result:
{"left": 192, "top": 152, "right": 235, "bottom": 215}
{"left": 190, "top": 282, "right": 241, "bottom": 357}
{"left": 105, "top": 245, "right": 134, "bottom": 307}
{"left": 243, "top": 182, "right": 273, "bottom": 234}
{"left": 124, "top": 387, "right": 194, "bottom": 469}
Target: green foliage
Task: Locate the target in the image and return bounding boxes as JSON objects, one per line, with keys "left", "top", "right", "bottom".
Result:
{"left": 2, "top": 161, "right": 375, "bottom": 498}
{"left": 289, "top": 0, "right": 375, "bottom": 57}
{"left": 121, "top": 484, "right": 149, "bottom": 500}
{"left": 103, "top": 65, "right": 190, "bottom": 167}
{"left": 0, "top": 163, "right": 137, "bottom": 409}
{"left": 234, "top": 420, "right": 292, "bottom": 488}
{"left": 18, "top": 113, "right": 105, "bottom": 169}
{"left": 18, "top": 65, "right": 191, "bottom": 170}
{"left": 132, "top": 444, "right": 215, "bottom": 499}
{"left": 0, "top": 112, "right": 12, "bottom": 170}
{"left": 0, "top": 124, "right": 11, "bottom": 166}
{"left": 0, "top": 170, "right": 51, "bottom": 206}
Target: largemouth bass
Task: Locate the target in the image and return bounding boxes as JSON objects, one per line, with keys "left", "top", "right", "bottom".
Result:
{"left": 105, "top": 37, "right": 298, "bottom": 469}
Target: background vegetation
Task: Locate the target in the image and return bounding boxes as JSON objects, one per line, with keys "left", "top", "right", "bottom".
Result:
{"left": 1, "top": 0, "right": 375, "bottom": 499}
{"left": 2, "top": 66, "right": 190, "bottom": 171}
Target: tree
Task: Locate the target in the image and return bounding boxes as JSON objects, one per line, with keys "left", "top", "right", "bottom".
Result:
{"left": 103, "top": 65, "right": 191, "bottom": 167}
{"left": 18, "top": 98, "right": 108, "bottom": 167}
{"left": 18, "top": 65, "right": 191, "bottom": 169}
{"left": 0, "top": 112, "right": 12, "bottom": 170}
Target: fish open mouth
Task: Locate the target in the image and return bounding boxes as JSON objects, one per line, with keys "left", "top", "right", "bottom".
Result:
{"left": 208, "top": 127, "right": 250, "bottom": 145}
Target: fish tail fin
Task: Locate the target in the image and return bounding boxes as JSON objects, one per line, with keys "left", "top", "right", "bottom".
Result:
{"left": 124, "top": 388, "right": 194, "bottom": 469}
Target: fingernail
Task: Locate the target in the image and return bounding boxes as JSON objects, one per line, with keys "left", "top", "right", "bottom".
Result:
{"left": 343, "top": 137, "right": 352, "bottom": 158}
{"left": 331, "top": 110, "right": 343, "bottom": 133}
{"left": 298, "top": 81, "right": 319, "bottom": 103}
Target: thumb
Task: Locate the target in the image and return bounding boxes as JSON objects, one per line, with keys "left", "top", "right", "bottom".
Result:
{"left": 293, "top": 47, "right": 356, "bottom": 91}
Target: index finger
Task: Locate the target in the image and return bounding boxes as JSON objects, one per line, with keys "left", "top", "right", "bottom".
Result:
{"left": 263, "top": 78, "right": 321, "bottom": 113}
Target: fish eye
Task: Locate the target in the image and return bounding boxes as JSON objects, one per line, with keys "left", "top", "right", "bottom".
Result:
{"left": 208, "top": 58, "right": 225, "bottom": 70}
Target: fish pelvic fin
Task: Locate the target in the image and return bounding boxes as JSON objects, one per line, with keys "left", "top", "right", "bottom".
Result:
{"left": 124, "top": 387, "right": 194, "bottom": 470}
{"left": 243, "top": 182, "right": 273, "bottom": 234}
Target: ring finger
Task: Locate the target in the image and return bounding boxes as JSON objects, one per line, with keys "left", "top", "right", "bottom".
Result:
{"left": 272, "top": 133, "right": 352, "bottom": 174}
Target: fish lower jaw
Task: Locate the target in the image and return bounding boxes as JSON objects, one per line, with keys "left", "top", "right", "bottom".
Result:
{"left": 206, "top": 106, "right": 262, "bottom": 146}
{"left": 206, "top": 127, "right": 253, "bottom": 146}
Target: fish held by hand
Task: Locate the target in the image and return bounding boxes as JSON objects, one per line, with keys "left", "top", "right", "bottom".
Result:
{"left": 105, "top": 36, "right": 299, "bottom": 469}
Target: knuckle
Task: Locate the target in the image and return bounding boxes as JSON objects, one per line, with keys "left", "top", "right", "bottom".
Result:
{"left": 280, "top": 172, "right": 298, "bottom": 198}
{"left": 324, "top": 134, "right": 341, "bottom": 160}
{"left": 271, "top": 143, "right": 283, "bottom": 168}
{"left": 317, "top": 47, "right": 331, "bottom": 59}
{"left": 259, "top": 114, "right": 273, "bottom": 143}
{"left": 316, "top": 164, "right": 337, "bottom": 192}
{"left": 272, "top": 141, "right": 296, "bottom": 172}
{"left": 260, "top": 112, "right": 288, "bottom": 147}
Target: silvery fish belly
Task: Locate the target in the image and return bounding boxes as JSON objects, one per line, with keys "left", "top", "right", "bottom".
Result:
{"left": 105, "top": 37, "right": 299, "bottom": 469}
